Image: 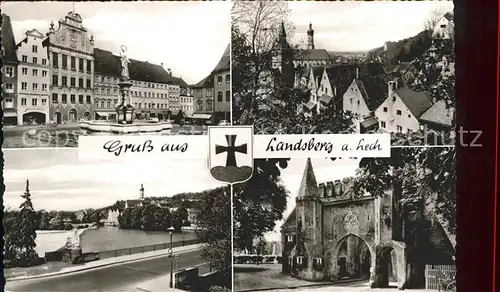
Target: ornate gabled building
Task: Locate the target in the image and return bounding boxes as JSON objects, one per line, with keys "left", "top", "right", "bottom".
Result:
{"left": 191, "top": 74, "right": 215, "bottom": 124}
{"left": 45, "top": 11, "right": 95, "bottom": 123}
{"left": 212, "top": 44, "right": 231, "bottom": 123}
{"left": 1, "top": 13, "right": 20, "bottom": 125}
{"left": 281, "top": 158, "right": 455, "bottom": 289}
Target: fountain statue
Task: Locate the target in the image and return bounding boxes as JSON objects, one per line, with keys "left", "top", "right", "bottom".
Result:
{"left": 79, "top": 45, "right": 173, "bottom": 135}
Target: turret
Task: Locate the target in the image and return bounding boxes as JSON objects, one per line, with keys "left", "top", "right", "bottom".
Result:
{"left": 307, "top": 22, "right": 315, "bottom": 50}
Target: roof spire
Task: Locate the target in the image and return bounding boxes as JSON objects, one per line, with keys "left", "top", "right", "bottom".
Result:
{"left": 297, "top": 158, "right": 319, "bottom": 198}
{"left": 279, "top": 21, "right": 286, "bottom": 39}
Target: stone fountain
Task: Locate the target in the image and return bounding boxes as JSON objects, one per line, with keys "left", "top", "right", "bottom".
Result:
{"left": 79, "top": 45, "right": 172, "bottom": 135}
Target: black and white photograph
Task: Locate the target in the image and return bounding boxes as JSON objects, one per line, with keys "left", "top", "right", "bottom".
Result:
{"left": 232, "top": 0, "right": 455, "bottom": 146}
{"left": 3, "top": 149, "right": 232, "bottom": 292}
{"left": 233, "top": 147, "right": 456, "bottom": 292}
{"left": 1, "top": 1, "right": 230, "bottom": 148}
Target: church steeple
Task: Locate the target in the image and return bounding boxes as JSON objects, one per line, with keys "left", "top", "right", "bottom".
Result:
{"left": 307, "top": 22, "right": 315, "bottom": 50}
{"left": 297, "top": 158, "right": 319, "bottom": 199}
{"left": 139, "top": 183, "right": 144, "bottom": 200}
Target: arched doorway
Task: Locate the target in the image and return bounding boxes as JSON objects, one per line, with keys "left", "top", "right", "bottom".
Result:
{"left": 54, "top": 112, "right": 62, "bottom": 124}
{"left": 69, "top": 109, "right": 77, "bottom": 123}
{"left": 376, "top": 246, "right": 397, "bottom": 288}
{"left": 23, "top": 112, "right": 46, "bottom": 125}
{"left": 335, "top": 234, "right": 372, "bottom": 280}
{"left": 83, "top": 111, "right": 91, "bottom": 120}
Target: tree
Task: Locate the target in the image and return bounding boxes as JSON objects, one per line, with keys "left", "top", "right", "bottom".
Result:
{"left": 141, "top": 204, "right": 159, "bottom": 231}
{"left": 233, "top": 170, "right": 288, "bottom": 252}
{"left": 118, "top": 208, "right": 132, "bottom": 229}
{"left": 424, "top": 9, "right": 444, "bottom": 31}
{"left": 15, "top": 180, "right": 40, "bottom": 265}
{"left": 195, "top": 187, "right": 231, "bottom": 288}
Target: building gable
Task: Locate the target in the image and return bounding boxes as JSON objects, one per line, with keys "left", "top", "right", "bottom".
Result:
{"left": 343, "top": 79, "right": 371, "bottom": 118}
{"left": 375, "top": 90, "right": 422, "bottom": 133}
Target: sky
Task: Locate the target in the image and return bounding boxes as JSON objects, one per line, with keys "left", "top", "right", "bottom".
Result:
{"left": 3, "top": 149, "right": 225, "bottom": 211}
{"left": 264, "top": 158, "right": 360, "bottom": 242}
{"left": 288, "top": 0, "right": 454, "bottom": 52}
{"left": 1, "top": 1, "right": 230, "bottom": 84}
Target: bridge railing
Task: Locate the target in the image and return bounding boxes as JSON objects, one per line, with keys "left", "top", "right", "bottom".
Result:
{"left": 98, "top": 238, "right": 201, "bottom": 260}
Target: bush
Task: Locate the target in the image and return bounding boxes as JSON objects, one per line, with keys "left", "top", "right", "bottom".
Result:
{"left": 209, "top": 286, "right": 231, "bottom": 292}
{"left": 64, "top": 224, "right": 73, "bottom": 230}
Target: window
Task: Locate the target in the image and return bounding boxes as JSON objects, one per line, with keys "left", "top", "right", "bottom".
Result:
{"left": 32, "top": 98, "right": 38, "bottom": 106}
{"left": 313, "top": 258, "right": 323, "bottom": 266}
{"left": 62, "top": 94, "right": 67, "bottom": 104}
{"left": 21, "top": 98, "right": 27, "bottom": 105}
{"left": 383, "top": 107, "right": 388, "bottom": 112}
{"left": 5, "top": 66, "right": 14, "bottom": 77}
{"left": 350, "top": 98, "right": 353, "bottom": 104}
{"left": 32, "top": 57, "right": 38, "bottom": 64}
{"left": 286, "top": 234, "right": 293, "bottom": 243}
{"left": 70, "top": 77, "right": 76, "bottom": 87}
{"left": 87, "top": 60, "right": 92, "bottom": 72}
{"left": 101, "top": 101, "right": 105, "bottom": 108}
{"left": 381, "top": 121, "right": 386, "bottom": 128}
{"left": 86, "top": 79, "right": 91, "bottom": 88}
{"left": 86, "top": 95, "right": 91, "bottom": 103}
{"left": 32, "top": 45, "right": 37, "bottom": 53}
{"left": 397, "top": 125, "right": 402, "bottom": 133}
{"left": 226, "top": 90, "right": 230, "bottom": 102}
{"left": 42, "top": 70, "right": 47, "bottom": 77}
{"left": 196, "top": 100, "right": 203, "bottom": 111}
{"left": 440, "top": 24, "right": 446, "bottom": 28}
{"left": 107, "top": 101, "right": 111, "bottom": 108}
{"left": 408, "top": 114, "right": 411, "bottom": 118}
{"left": 32, "top": 69, "right": 38, "bottom": 77}
{"left": 52, "top": 75, "right": 58, "bottom": 85}
{"left": 79, "top": 95, "right": 84, "bottom": 104}
{"left": 22, "top": 55, "right": 28, "bottom": 62}
{"left": 62, "top": 55, "right": 68, "bottom": 68}
{"left": 79, "top": 78, "right": 84, "bottom": 88}
{"left": 52, "top": 52, "right": 58, "bottom": 67}
{"left": 5, "top": 83, "right": 14, "bottom": 93}
{"left": 217, "top": 76, "right": 222, "bottom": 85}
{"left": 22, "top": 67, "right": 28, "bottom": 76}
{"left": 3, "top": 98, "right": 13, "bottom": 107}
{"left": 79, "top": 58, "right": 84, "bottom": 72}
{"left": 296, "top": 256, "right": 304, "bottom": 264}
{"left": 21, "top": 82, "right": 28, "bottom": 90}
{"left": 42, "top": 59, "right": 47, "bottom": 65}
{"left": 392, "top": 96, "right": 396, "bottom": 102}
{"left": 42, "top": 84, "right": 48, "bottom": 91}
{"left": 62, "top": 76, "right": 67, "bottom": 86}
{"left": 32, "top": 83, "right": 38, "bottom": 91}
{"left": 206, "top": 99, "right": 212, "bottom": 110}
{"left": 225, "top": 74, "right": 230, "bottom": 84}
{"left": 71, "top": 56, "right": 76, "bottom": 70}
{"left": 42, "top": 99, "right": 47, "bottom": 106}
{"left": 357, "top": 100, "right": 360, "bottom": 106}
{"left": 217, "top": 91, "right": 223, "bottom": 102}
{"left": 396, "top": 110, "right": 402, "bottom": 115}
{"left": 70, "top": 94, "right": 76, "bottom": 104}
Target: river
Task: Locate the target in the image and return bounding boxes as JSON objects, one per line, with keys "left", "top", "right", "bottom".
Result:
{"left": 34, "top": 226, "right": 198, "bottom": 256}
{"left": 80, "top": 226, "right": 198, "bottom": 253}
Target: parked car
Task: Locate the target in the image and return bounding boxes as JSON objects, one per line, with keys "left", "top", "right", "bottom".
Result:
{"left": 218, "top": 120, "right": 230, "bottom": 126}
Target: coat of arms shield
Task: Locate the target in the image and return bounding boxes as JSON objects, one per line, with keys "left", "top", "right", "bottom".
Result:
{"left": 208, "top": 126, "right": 254, "bottom": 184}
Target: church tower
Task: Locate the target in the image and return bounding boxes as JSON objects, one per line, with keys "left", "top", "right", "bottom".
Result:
{"left": 295, "top": 158, "right": 323, "bottom": 248}
{"left": 139, "top": 183, "right": 144, "bottom": 200}
{"left": 307, "top": 23, "right": 315, "bottom": 50}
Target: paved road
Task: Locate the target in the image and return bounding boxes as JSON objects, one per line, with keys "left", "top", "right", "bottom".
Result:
{"left": 6, "top": 249, "right": 204, "bottom": 292}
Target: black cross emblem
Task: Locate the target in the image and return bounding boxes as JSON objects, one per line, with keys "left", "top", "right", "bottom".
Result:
{"left": 215, "top": 135, "right": 247, "bottom": 167}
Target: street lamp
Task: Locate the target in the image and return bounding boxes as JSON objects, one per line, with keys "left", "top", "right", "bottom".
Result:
{"left": 167, "top": 226, "right": 174, "bottom": 288}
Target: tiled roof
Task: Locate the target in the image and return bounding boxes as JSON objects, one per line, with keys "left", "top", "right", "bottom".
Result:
{"left": 172, "top": 76, "right": 189, "bottom": 89}
{"left": 295, "top": 49, "right": 333, "bottom": 62}
{"left": 212, "top": 44, "right": 230, "bottom": 73}
{"left": 94, "top": 48, "right": 121, "bottom": 77}
{"left": 325, "top": 64, "right": 358, "bottom": 99}
{"left": 419, "top": 100, "right": 454, "bottom": 127}
{"left": 355, "top": 63, "right": 391, "bottom": 111}
{"left": 192, "top": 74, "right": 213, "bottom": 88}
{"left": 395, "top": 87, "right": 433, "bottom": 118}
{"left": 297, "top": 158, "right": 319, "bottom": 198}
{"left": 93, "top": 48, "right": 182, "bottom": 84}
{"left": 1, "top": 14, "right": 19, "bottom": 63}
{"left": 360, "top": 115, "right": 379, "bottom": 128}
{"left": 282, "top": 207, "right": 297, "bottom": 228}
{"left": 311, "top": 66, "right": 323, "bottom": 79}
